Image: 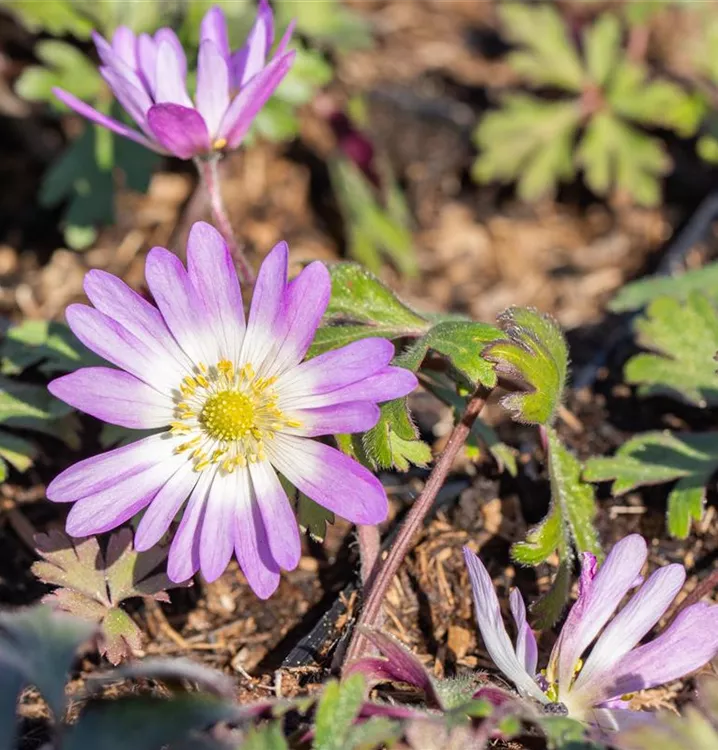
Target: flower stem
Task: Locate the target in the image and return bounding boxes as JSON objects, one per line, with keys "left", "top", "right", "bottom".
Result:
{"left": 194, "top": 155, "right": 254, "bottom": 285}
{"left": 343, "top": 386, "right": 491, "bottom": 668}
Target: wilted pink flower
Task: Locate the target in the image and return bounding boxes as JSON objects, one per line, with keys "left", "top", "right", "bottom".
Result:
{"left": 47, "top": 221, "right": 416, "bottom": 598}
{"left": 464, "top": 535, "right": 718, "bottom": 732}
{"left": 53, "top": 2, "right": 295, "bottom": 159}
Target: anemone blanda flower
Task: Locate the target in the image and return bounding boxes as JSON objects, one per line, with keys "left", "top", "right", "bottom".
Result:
{"left": 47, "top": 221, "right": 417, "bottom": 598}
{"left": 464, "top": 535, "right": 718, "bottom": 732}
{"left": 53, "top": 2, "right": 294, "bottom": 160}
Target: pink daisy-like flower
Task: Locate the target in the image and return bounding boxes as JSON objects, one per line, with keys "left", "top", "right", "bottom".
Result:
{"left": 53, "top": 2, "right": 295, "bottom": 159}
{"left": 47, "top": 222, "right": 417, "bottom": 598}
{"left": 464, "top": 535, "right": 718, "bottom": 732}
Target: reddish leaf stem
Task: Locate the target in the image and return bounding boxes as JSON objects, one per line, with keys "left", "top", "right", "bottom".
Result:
{"left": 343, "top": 386, "right": 490, "bottom": 668}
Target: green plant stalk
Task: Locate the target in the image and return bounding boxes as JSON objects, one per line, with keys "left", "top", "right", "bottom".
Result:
{"left": 194, "top": 155, "right": 254, "bottom": 285}
{"left": 343, "top": 385, "right": 491, "bottom": 668}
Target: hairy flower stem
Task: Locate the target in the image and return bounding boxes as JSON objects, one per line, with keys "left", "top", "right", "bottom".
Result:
{"left": 343, "top": 386, "right": 491, "bottom": 668}
{"left": 195, "top": 155, "right": 254, "bottom": 285}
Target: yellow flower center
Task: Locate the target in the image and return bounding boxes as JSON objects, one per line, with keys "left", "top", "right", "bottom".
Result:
{"left": 200, "top": 391, "right": 256, "bottom": 440}
{"left": 169, "top": 359, "right": 302, "bottom": 474}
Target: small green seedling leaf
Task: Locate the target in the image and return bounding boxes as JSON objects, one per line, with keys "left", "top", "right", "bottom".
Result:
{"left": 624, "top": 293, "right": 718, "bottom": 407}
{"left": 538, "top": 715, "right": 600, "bottom": 750}
{"left": 484, "top": 307, "right": 568, "bottom": 426}
{"left": 498, "top": 4, "right": 584, "bottom": 91}
{"left": 609, "top": 262, "right": 718, "bottom": 312}
{"left": 474, "top": 6, "right": 701, "bottom": 205}
{"left": 329, "top": 156, "right": 416, "bottom": 277}
{"left": 313, "top": 674, "right": 366, "bottom": 750}
{"left": 33, "top": 528, "right": 186, "bottom": 664}
{"left": 512, "top": 504, "right": 563, "bottom": 567}
{"left": 584, "top": 431, "right": 718, "bottom": 539}
{"left": 472, "top": 96, "right": 580, "bottom": 202}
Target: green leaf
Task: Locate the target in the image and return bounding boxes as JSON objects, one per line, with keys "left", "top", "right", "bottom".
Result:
{"left": 329, "top": 157, "right": 417, "bottom": 277}
{"left": 65, "top": 694, "right": 242, "bottom": 750}
{"left": 512, "top": 505, "right": 563, "bottom": 566}
{"left": 624, "top": 293, "right": 718, "bottom": 406}
{"left": 608, "top": 62, "right": 704, "bottom": 138}
{"left": 472, "top": 96, "right": 581, "bottom": 202}
{"left": 513, "top": 428, "right": 600, "bottom": 568}
{"left": 361, "top": 397, "right": 431, "bottom": 472}
{"left": 343, "top": 717, "right": 402, "bottom": 750}
{"left": 538, "top": 716, "right": 600, "bottom": 750}
{"left": 0, "top": 319, "right": 97, "bottom": 376}
{"left": 498, "top": 4, "right": 584, "bottom": 91}
{"left": 0, "top": 606, "right": 94, "bottom": 723}
{"left": 313, "top": 675, "right": 366, "bottom": 750}
{"left": 322, "top": 263, "right": 428, "bottom": 329}
{"left": 484, "top": 307, "right": 568, "bottom": 426}
{"left": 401, "top": 321, "right": 501, "bottom": 389}
{"left": 577, "top": 112, "right": 668, "bottom": 207}
{"left": 609, "top": 262, "right": 718, "bottom": 312}
{"left": 0, "top": 430, "right": 37, "bottom": 473}
{"left": 274, "top": 45, "right": 333, "bottom": 106}
{"left": 545, "top": 428, "right": 601, "bottom": 559}
{"left": 4, "top": 0, "right": 96, "bottom": 39}
{"left": 16, "top": 40, "right": 101, "bottom": 107}
{"left": 241, "top": 723, "right": 290, "bottom": 750}
{"left": 532, "top": 558, "right": 572, "bottom": 631}
{"left": 276, "top": 0, "right": 373, "bottom": 49}
{"left": 584, "top": 13, "right": 622, "bottom": 87}
{"left": 297, "top": 492, "right": 335, "bottom": 542}
{"left": 584, "top": 431, "right": 718, "bottom": 538}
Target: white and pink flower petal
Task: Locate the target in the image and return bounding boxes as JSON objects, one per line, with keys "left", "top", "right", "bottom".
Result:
{"left": 144, "top": 246, "right": 217, "bottom": 364}
{"left": 282, "top": 366, "right": 417, "bottom": 410}
{"left": 167, "top": 473, "right": 213, "bottom": 582}
{"left": 134, "top": 460, "right": 199, "bottom": 552}
{"left": 83, "top": 269, "right": 192, "bottom": 373}
{"left": 233, "top": 469, "right": 281, "bottom": 599}
{"left": 199, "top": 472, "right": 237, "bottom": 582}
{"left": 65, "top": 451, "right": 186, "bottom": 536}
{"left": 186, "top": 222, "right": 245, "bottom": 363}
{"left": 289, "top": 402, "right": 380, "bottom": 437}
{"left": 276, "top": 338, "right": 395, "bottom": 401}
{"left": 248, "top": 460, "right": 301, "bottom": 572}
{"left": 463, "top": 547, "right": 548, "bottom": 703}
{"left": 48, "top": 368, "right": 174, "bottom": 429}
{"left": 573, "top": 563, "right": 686, "bottom": 694}
{"left": 583, "top": 602, "right": 718, "bottom": 704}
{"left": 509, "top": 588, "right": 538, "bottom": 677}
{"left": 196, "top": 39, "right": 230, "bottom": 137}
{"left": 241, "top": 241, "right": 288, "bottom": 366}
{"left": 554, "top": 535, "right": 647, "bottom": 692}
{"left": 154, "top": 37, "right": 191, "bottom": 106}
{"left": 65, "top": 303, "right": 184, "bottom": 392}
{"left": 146, "top": 104, "right": 211, "bottom": 160}
{"left": 262, "top": 260, "right": 331, "bottom": 378}
{"left": 267, "top": 435, "right": 388, "bottom": 525}
{"left": 200, "top": 5, "right": 230, "bottom": 61}
{"left": 47, "top": 434, "right": 175, "bottom": 504}
{"left": 218, "top": 51, "right": 295, "bottom": 149}
{"left": 52, "top": 88, "right": 159, "bottom": 152}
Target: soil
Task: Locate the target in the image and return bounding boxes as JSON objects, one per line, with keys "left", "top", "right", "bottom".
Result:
{"left": 2, "top": 1, "right": 718, "bottom": 747}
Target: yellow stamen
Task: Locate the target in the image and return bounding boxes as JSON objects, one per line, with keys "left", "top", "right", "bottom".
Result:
{"left": 213, "top": 137, "right": 228, "bottom": 150}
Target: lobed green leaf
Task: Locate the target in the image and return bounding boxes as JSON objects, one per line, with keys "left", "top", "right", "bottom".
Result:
{"left": 484, "top": 307, "right": 568, "bottom": 426}
{"left": 624, "top": 293, "right": 718, "bottom": 407}
{"left": 584, "top": 430, "right": 718, "bottom": 538}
